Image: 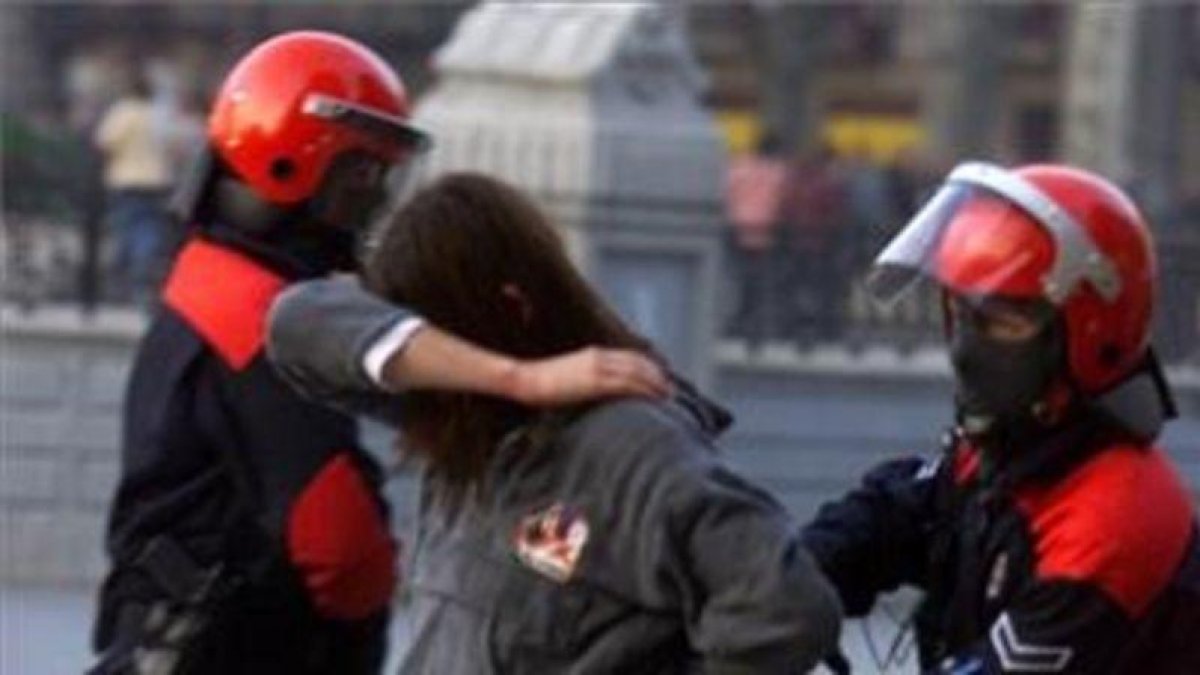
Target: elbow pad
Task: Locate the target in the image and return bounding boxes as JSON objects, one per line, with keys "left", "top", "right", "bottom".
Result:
{"left": 287, "top": 453, "right": 397, "bottom": 620}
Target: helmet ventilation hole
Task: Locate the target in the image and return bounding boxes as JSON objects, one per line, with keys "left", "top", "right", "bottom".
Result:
{"left": 270, "top": 157, "right": 296, "bottom": 180}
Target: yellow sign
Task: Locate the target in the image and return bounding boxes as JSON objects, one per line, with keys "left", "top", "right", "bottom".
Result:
{"left": 823, "top": 114, "right": 925, "bottom": 163}
{"left": 714, "top": 110, "right": 926, "bottom": 163}
{"left": 714, "top": 110, "right": 761, "bottom": 155}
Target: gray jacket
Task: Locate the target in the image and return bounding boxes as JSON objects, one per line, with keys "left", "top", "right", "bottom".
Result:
{"left": 267, "top": 279, "right": 842, "bottom": 674}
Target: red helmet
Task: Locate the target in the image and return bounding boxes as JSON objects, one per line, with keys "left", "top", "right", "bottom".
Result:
{"left": 207, "top": 31, "right": 429, "bottom": 206}
{"left": 868, "top": 162, "right": 1156, "bottom": 394}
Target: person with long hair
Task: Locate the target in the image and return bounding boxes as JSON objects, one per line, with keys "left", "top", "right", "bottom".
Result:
{"left": 268, "top": 172, "right": 842, "bottom": 673}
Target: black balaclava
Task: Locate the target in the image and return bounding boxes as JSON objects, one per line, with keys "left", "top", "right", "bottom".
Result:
{"left": 948, "top": 297, "right": 1067, "bottom": 455}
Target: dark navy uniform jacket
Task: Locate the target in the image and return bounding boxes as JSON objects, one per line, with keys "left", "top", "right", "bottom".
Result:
{"left": 267, "top": 278, "right": 844, "bottom": 674}
{"left": 94, "top": 237, "right": 395, "bottom": 672}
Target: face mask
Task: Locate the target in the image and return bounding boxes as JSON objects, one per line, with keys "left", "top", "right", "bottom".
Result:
{"left": 948, "top": 302, "right": 1063, "bottom": 437}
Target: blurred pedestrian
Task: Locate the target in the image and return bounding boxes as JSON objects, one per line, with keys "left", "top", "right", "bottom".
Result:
{"left": 93, "top": 69, "right": 172, "bottom": 305}
{"left": 161, "top": 88, "right": 208, "bottom": 259}
{"left": 883, "top": 147, "right": 925, "bottom": 223}
{"left": 1189, "top": 184, "right": 1200, "bottom": 364}
{"left": 723, "top": 132, "right": 790, "bottom": 348}
{"left": 782, "top": 142, "right": 849, "bottom": 346}
{"left": 162, "top": 88, "right": 207, "bottom": 180}
{"left": 842, "top": 146, "right": 896, "bottom": 283}
{"left": 1156, "top": 180, "right": 1200, "bottom": 364}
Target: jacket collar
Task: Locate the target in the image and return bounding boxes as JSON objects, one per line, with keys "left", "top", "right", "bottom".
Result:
{"left": 669, "top": 375, "right": 734, "bottom": 438}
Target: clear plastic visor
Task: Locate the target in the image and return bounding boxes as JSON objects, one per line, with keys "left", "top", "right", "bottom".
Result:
{"left": 865, "top": 162, "right": 1121, "bottom": 310}
{"left": 864, "top": 183, "right": 1038, "bottom": 306}
{"left": 303, "top": 93, "right": 432, "bottom": 155}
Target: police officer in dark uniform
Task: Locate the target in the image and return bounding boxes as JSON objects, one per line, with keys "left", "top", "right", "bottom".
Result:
{"left": 90, "top": 33, "right": 673, "bottom": 674}
{"left": 803, "top": 162, "right": 1200, "bottom": 673}
{"left": 88, "top": 31, "right": 430, "bottom": 674}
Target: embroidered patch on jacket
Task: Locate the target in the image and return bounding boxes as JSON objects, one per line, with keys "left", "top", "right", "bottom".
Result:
{"left": 513, "top": 503, "right": 589, "bottom": 583}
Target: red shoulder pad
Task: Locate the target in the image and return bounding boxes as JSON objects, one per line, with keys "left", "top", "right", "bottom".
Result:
{"left": 1015, "top": 445, "right": 1195, "bottom": 617}
{"left": 162, "top": 238, "right": 287, "bottom": 371}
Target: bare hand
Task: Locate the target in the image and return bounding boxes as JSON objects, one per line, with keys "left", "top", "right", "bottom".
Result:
{"left": 512, "top": 347, "right": 671, "bottom": 407}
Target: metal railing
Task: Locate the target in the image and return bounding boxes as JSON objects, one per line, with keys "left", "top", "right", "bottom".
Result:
{"left": 4, "top": 188, "right": 1198, "bottom": 366}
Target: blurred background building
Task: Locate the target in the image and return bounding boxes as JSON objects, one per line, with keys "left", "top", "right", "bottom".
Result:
{"left": 2, "top": 2, "right": 1198, "bottom": 673}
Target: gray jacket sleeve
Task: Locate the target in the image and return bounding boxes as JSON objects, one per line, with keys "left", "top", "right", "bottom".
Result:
{"left": 265, "top": 277, "right": 415, "bottom": 426}
{"left": 669, "top": 450, "right": 843, "bottom": 673}
{"left": 690, "top": 485, "right": 841, "bottom": 671}
{"left": 570, "top": 401, "right": 844, "bottom": 673}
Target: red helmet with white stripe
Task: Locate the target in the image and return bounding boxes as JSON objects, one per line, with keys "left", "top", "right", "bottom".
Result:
{"left": 868, "top": 162, "right": 1156, "bottom": 394}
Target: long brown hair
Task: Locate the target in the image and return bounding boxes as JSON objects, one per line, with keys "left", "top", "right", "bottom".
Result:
{"left": 364, "top": 172, "right": 651, "bottom": 494}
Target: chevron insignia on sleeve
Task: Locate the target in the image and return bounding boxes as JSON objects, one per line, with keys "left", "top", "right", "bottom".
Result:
{"left": 988, "top": 613, "right": 1073, "bottom": 672}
